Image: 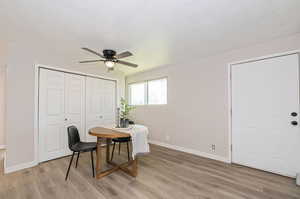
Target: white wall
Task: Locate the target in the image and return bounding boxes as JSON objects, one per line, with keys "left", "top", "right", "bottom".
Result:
{"left": 0, "top": 67, "right": 6, "bottom": 148}
{"left": 5, "top": 41, "right": 125, "bottom": 170}
{"left": 0, "top": 44, "right": 8, "bottom": 148}
{"left": 126, "top": 33, "right": 300, "bottom": 161}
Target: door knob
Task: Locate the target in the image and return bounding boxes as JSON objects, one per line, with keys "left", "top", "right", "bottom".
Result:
{"left": 291, "top": 121, "right": 298, "bottom": 126}
{"left": 291, "top": 112, "right": 298, "bottom": 117}
{"left": 64, "top": 118, "right": 68, "bottom": 121}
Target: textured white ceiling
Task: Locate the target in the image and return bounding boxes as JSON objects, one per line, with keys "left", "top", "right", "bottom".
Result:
{"left": 1, "top": 0, "right": 300, "bottom": 75}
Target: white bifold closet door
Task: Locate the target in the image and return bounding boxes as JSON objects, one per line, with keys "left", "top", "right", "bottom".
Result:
{"left": 85, "top": 77, "right": 116, "bottom": 142}
{"left": 39, "top": 69, "right": 85, "bottom": 162}
{"left": 232, "top": 54, "right": 300, "bottom": 177}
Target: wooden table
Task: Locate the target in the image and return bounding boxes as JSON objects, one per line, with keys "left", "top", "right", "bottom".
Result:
{"left": 89, "top": 127, "right": 138, "bottom": 179}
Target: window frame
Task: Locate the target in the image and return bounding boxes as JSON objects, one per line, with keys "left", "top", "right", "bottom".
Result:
{"left": 128, "top": 76, "right": 168, "bottom": 106}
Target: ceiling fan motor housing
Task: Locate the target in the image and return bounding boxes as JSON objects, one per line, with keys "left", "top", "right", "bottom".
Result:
{"left": 103, "top": 49, "right": 116, "bottom": 59}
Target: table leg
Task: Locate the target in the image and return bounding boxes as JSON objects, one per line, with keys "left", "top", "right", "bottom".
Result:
{"left": 132, "top": 157, "right": 138, "bottom": 177}
{"left": 96, "top": 137, "right": 102, "bottom": 179}
{"left": 94, "top": 136, "right": 138, "bottom": 179}
{"left": 106, "top": 138, "right": 111, "bottom": 163}
{"left": 108, "top": 156, "right": 138, "bottom": 177}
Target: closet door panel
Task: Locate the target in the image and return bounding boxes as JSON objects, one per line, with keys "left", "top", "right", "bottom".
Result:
{"left": 39, "top": 69, "right": 86, "bottom": 162}
{"left": 39, "top": 69, "right": 66, "bottom": 162}
{"left": 65, "top": 73, "right": 85, "bottom": 144}
{"left": 102, "top": 80, "right": 116, "bottom": 125}
{"left": 85, "top": 77, "right": 116, "bottom": 141}
{"left": 86, "top": 77, "right": 103, "bottom": 142}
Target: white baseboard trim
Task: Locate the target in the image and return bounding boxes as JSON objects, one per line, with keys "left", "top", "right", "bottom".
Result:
{"left": 4, "top": 160, "right": 38, "bottom": 174}
{"left": 149, "top": 140, "right": 230, "bottom": 163}
{"left": 0, "top": 145, "right": 6, "bottom": 149}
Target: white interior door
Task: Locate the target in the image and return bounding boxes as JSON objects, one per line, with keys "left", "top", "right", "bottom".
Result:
{"left": 86, "top": 77, "right": 103, "bottom": 142}
{"left": 102, "top": 79, "right": 116, "bottom": 125}
{"left": 39, "top": 69, "right": 85, "bottom": 162}
{"left": 64, "top": 73, "right": 85, "bottom": 142}
{"left": 85, "top": 77, "right": 116, "bottom": 142}
{"left": 39, "top": 69, "right": 66, "bottom": 162}
{"left": 232, "top": 53, "right": 300, "bottom": 177}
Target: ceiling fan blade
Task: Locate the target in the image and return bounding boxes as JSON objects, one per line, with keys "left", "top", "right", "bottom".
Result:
{"left": 117, "top": 60, "right": 138, "bottom": 68}
{"left": 79, "top": 59, "right": 105, "bottom": 63}
{"left": 115, "top": 51, "right": 133, "bottom": 59}
{"left": 81, "top": 48, "right": 105, "bottom": 58}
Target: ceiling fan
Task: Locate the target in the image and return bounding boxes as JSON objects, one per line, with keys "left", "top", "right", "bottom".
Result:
{"left": 79, "top": 48, "right": 138, "bottom": 71}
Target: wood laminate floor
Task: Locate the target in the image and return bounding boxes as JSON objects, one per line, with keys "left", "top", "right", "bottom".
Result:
{"left": 0, "top": 144, "right": 299, "bottom": 199}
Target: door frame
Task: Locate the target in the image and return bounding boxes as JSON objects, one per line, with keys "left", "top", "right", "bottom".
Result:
{"left": 34, "top": 64, "right": 120, "bottom": 164}
{"left": 228, "top": 50, "right": 300, "bottom": 164}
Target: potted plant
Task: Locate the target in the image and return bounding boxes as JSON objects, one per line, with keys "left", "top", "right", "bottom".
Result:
{"left": 119, "top": 97, "right": 135, "bottom": 128}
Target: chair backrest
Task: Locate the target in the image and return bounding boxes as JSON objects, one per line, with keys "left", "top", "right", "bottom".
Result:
{"left": 129, "top": 120, "right": 135, "bottom": 125}
{"left": 67, "top": 126, "right": 81, "bottom": 150}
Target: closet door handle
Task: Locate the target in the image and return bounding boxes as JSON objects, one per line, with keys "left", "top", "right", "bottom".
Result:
{"left": 291, "top": 121, "right": 298, "bottom": 126}
{"left": 64, "top": 118, "right": 68, "bottom": 121}
{"left": 291, "top": 112, "right": 298, "bottom": 117}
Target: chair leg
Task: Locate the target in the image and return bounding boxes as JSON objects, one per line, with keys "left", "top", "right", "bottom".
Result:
{"left": 126, "top": 141, "right": 130, "bottom": 161}
{"left": 118, "top": 142, "right": 121, "bottom": 155}
{"left": 111, "top": 142, "right": 116, "bottom": 161}
{"left": 75, "top": 152, "right": 80, "bottom": 168}
{"left": 91, "top": 150, "right": 95, "bottom": 178}
{"left": 65, "top": 152, "right": 75, "bottom": 181}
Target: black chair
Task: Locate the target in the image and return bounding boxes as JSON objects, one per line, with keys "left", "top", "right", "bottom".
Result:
{"left": 65, "top": 126, "right": 97, "bottom": 180}
{"left": 111, "top": 120, "right": 134, "bottom": 162}
{"left": 111, "top": 137, "right": 131, "bottom": 161}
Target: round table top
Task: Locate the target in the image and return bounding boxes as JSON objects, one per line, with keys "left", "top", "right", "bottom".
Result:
{"left": 89, "top": 127, "right": 131, "bottom": 138}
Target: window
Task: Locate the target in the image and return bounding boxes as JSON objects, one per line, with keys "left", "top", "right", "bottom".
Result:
{"left": 128, "top": 78, "right": 167, "bottom": 105}
{"left": 128, "top": 82, "right": 146, "bottom": 105}
{"left": 148, "top": 78, "right": 167, "bottom": 105}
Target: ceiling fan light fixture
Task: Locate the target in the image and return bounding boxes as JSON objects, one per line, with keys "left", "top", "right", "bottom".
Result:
{"left": 104, "top": 60, "right": 115, "bottom": 68}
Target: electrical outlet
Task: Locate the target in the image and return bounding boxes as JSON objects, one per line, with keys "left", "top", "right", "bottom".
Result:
{"left": 166, "top": 135, "right": 170, "bottom": 142}
{"left": 211, "top": 144, "right": 216, "bottom": 151}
